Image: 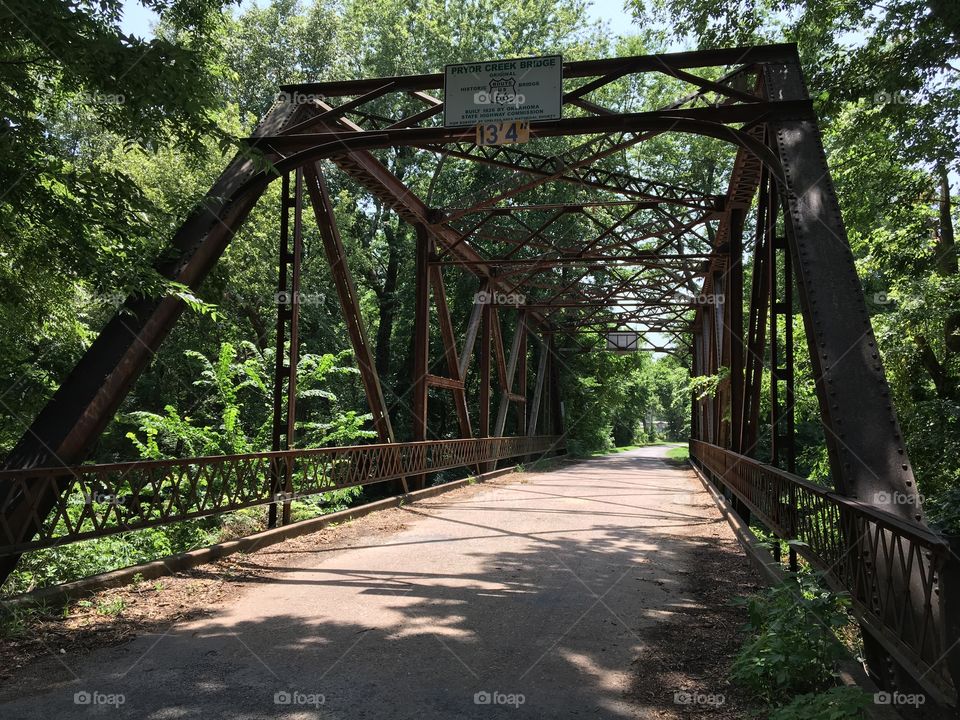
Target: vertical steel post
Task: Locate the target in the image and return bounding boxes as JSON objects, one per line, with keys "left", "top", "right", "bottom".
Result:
{"left": 269, "top": 169, "right": 303, "bottom": 528}
{"left": 722, "top": 216, "right": 749, "bottom": 522}
{"left": 459, "top": 281, "right": 485, "bottom": 381}
{"left": 479, "top": 298, "right": 492, "bottom": 453}
{"left": 690, "top": 318, "right": 701, "bottom": 445}
{"left": 304, "top": 164, "right": 395, "bottom": 444}
{"left": 516, "top": 311, "right": 528, "bottom": 436}
{"left": 728, "top": 208, "right": 745, "bottom": 455}
{"left": 741, "top": 164, "right": 771, "bottom": 454}
{"left": 494, "top": 311, "right": 525, "bottom": 437}
{"left": 430, "top": 266, "right": 472, "bottom": 439}
{"left": 411, "top": 224, "right": 431, "bottom": 488}
{"left": 767, "top": 183, "right": 797, "bottom": 570}
{"left": 303, "top": 163, "right": 405, "bottom": 494}
{"left": 527, "top": 335, "right": 547, "bottom": 437}
{"left": 548, "top": 335, "right": 564, "bottom": 441}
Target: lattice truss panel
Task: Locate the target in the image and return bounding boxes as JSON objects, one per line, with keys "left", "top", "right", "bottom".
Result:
{"left": 246, "top": 46, "right": 798, "bottom": 355}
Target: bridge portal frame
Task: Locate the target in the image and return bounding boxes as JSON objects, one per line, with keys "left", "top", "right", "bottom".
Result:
{"left": 1, "top": 42, "right": 955, "bottom": 705}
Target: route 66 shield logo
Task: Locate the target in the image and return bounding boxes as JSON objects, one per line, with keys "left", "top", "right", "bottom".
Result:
{"left": 489, "top": 77, "right": 518, "bottom": 105}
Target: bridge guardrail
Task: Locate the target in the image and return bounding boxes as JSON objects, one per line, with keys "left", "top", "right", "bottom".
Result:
{"left": 690, "top": 439, "right": 956, "bottom": 704}
{"left": 0, "top": 436, "right": 562, "bottom": 556}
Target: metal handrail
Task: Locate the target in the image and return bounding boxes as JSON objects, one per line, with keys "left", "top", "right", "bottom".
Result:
{"left": 0, "top": 436, "right": 562, "bottom": 556}
{"left": 690, "top": 439, "right": 956, "bottom": 704}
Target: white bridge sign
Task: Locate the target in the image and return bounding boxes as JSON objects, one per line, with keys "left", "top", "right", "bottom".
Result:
{"left": 443, "top": 55, "right": 563, "bottom": 127}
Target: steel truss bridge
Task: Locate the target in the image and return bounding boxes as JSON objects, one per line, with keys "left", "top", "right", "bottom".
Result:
{"left": 1, "top": 43, "right": 957, "bottom": 709}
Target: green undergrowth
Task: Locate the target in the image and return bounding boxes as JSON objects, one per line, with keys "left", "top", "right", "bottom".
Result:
{"left": 1, "top": 486, "right": 362, "bottom": 598}
{"left": 729, "top": 571, "right": 868, "bottom": 716}
{"left": 768, "top": 686, "right": 871, "bottom": 719}
{"left": 664, "top": 446, "right": 689, "bottom": 462}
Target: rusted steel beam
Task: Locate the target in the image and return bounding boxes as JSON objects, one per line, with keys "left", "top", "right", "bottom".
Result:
{"left": 479, "top": 301, "right": 492, "bottom": 470}
{"left": 429, "top": 267, "right": 472, "bottom": 438}
{"left": 728, "top": 207, "right": 745, "bottom": 454}
{"left": 539, "top": 267, "right": 661, "bottom": 326}
{"left": 490, "top": 308, "right": 509, "bottom": 394}
{"left": 269, "top": 169, "right": 304, "bottom": 528}
{"left": 384, "top": 91, "right": 443, "bottom": 129}
{"left": 444, "top": 198, "right": 723, "bottom": 215}
{"left": 282, "top": 82, "right": 396, "bottom": 135}
{"left": 278, "top": 44, "right": 797, "bottom": 96}
{"left": 741, "top": 166, "right": 771, "bottom": 452}
{"left": 495, "top": 215, "right": 718, "bottom": 295}
{"left": 420, "top": 143, "right": 715, "bottom": 208}
{"left": 548, "top": 336, "right": 564, "bottom": 437}
{"left": 431, "top": 254, "right": 717, "bottom": 267}
{"left": 763, "top": 58, "right": 921, "bottom": 515}
{"left": 494, "top": 312, "right": 526, "bottom": 437}
{"left": 501, "top": 209, "right": 567, "bottom": 260}
{"left": 412, "top": 224, "right": 431, "bottom": 441}
{"left": 425, "top": 374, "right": 465, "bottom": 390}
{"left": 299, "top": 102, "right": 554, "bottom": 330}
{"left": 303, "top": 164, "right": 396, "bottom": 445}
{"left": 408, "top": 223, "right": 432, "bottom": 490}
{"left": 527, "top": 339, "right": 549, "bottom": 436}
{"left": 439, "top": 133, "right": 649, "bottom": 225}
{"left": 578, "top": 205, "right": 646, "bottom": 256}
{"left": 763, "top": 53, "right": 946, "bottom": 700}
{"left": 654, "top": 65, "right": 761, "bottom": 104}
{"left": 563, "top": 67, "right": 631, "bottom": 105}
{"left": 245, "top": 102, "right": 806, "bottom": 167}
{"left": 458, "top": 283, "right": 485, "bottom": 381}
{"left": 516, "top": 316, "right": 528, "bottom": 433}
{"left": 692, "top": 112, "right": 766, "bottom": 445}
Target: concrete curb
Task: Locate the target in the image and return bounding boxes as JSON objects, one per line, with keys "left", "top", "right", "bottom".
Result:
{"left": 1, "top": 464, "right": 520, "bottom": 611}
{"left": 688, "top": 461, "right": 902, "bottom": 720}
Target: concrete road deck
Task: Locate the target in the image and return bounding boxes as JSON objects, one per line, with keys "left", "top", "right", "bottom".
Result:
{"left": 1, "top": 445, "right": 760, "bottom": 719}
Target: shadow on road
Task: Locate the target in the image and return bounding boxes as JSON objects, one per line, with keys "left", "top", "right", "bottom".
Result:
{"left": 0, "top": 451, "right": 763, "bottom": 719}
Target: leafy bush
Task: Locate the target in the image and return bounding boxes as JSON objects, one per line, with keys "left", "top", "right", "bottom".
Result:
{"left": 3, "top": 522, "right": 212, "bottom": 596}
{"left": 288, "top": 486, "right": 363, "bottom": 522}
{"left": 731, "top": 573, "right": 852, "bottom": 702}
{"left": 768, "top": 686, "right": 871, "bottom": 719}
{"left": 928, "top": 483, "right": 960, "bottom": 535}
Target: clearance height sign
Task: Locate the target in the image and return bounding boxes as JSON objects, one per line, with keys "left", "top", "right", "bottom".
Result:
{"left": 443, "top": 55, "right": 563, "bottom": 127}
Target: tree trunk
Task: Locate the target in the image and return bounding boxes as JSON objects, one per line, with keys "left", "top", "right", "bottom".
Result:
{"left": 375, "top": 220, "right": 401, "bottom": 378}
{"left": 936, "top": 165, "right": 960, "bottom": 356}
